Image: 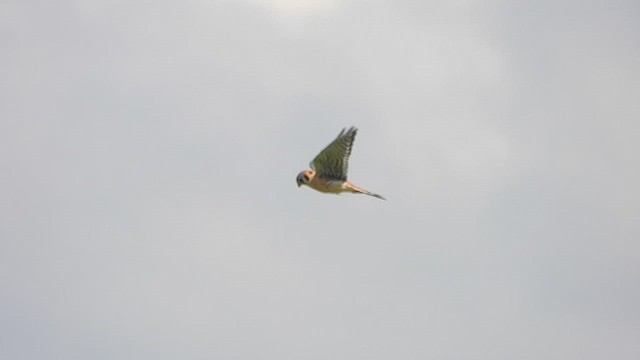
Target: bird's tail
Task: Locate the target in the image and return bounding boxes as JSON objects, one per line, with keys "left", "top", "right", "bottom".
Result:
{"left": 346, "top": 182, "right": 386, "bottom": 201}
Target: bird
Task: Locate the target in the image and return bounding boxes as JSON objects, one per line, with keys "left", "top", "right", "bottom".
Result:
{"left": 296, "top": 127, "right": 386, "bottom": 200}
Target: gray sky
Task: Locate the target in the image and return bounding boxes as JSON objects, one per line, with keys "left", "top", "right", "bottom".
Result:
{"left": 2, "top": 0, "right": 639, "bottom": 359}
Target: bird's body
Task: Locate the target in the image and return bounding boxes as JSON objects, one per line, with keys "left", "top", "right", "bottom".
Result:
{"left": 296, "top": 127, "right": 385, "bottom": 200}
{"left": 304, "top": 171, "right": 344, "bottom": 193}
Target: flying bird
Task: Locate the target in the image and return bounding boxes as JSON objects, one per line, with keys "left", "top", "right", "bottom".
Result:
{"left": 296, "top": 127, "right": 385, "bottom": 200}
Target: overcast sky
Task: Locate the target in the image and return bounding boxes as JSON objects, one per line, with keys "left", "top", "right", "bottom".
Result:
{"left": 1, "top": 0, "right": 639, "bottom": 359}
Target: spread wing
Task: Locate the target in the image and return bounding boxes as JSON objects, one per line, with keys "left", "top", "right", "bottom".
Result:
{"left": 310, "top": 127, "right": 357, "bottom": 181}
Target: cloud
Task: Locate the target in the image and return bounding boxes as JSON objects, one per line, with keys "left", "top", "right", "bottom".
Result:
{"left": 254, "top": 0, "right": 339, "bottom": 19}
{"left": 1, "top": 1, "right": 639, "bottom": 359}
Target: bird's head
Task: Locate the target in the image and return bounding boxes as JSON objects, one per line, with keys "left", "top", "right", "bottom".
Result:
{"left": 296, "top": 170, "right": 313, "bottom": 187}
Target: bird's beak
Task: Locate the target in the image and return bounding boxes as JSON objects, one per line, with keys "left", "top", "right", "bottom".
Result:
{"left": 297, "top": 182, "right": 302, "bottom": 188}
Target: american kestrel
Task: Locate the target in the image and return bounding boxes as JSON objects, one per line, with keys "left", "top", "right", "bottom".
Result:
{"left": 296, "top": 127, "right": 386, "bottom": 200}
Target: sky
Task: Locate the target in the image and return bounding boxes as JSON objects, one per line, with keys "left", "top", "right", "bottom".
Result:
{"left": 1, "top": 0, "right": 639, "bottom": 359}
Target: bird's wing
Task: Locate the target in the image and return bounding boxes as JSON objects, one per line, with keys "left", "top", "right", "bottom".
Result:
{"left": 310, "top": 127, "right": 357, "bottom": 181}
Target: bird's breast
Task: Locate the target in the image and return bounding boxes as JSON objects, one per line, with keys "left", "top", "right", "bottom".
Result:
{"left": 307, "top": 178, "right": 346, "bottom": 194}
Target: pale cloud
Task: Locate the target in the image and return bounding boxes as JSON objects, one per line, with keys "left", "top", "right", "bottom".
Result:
{"left": 254, "top": 0, "right": 339, "bottom": 18}
{"left": 1, "top": 1, "right": 639, "bottom": 359}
